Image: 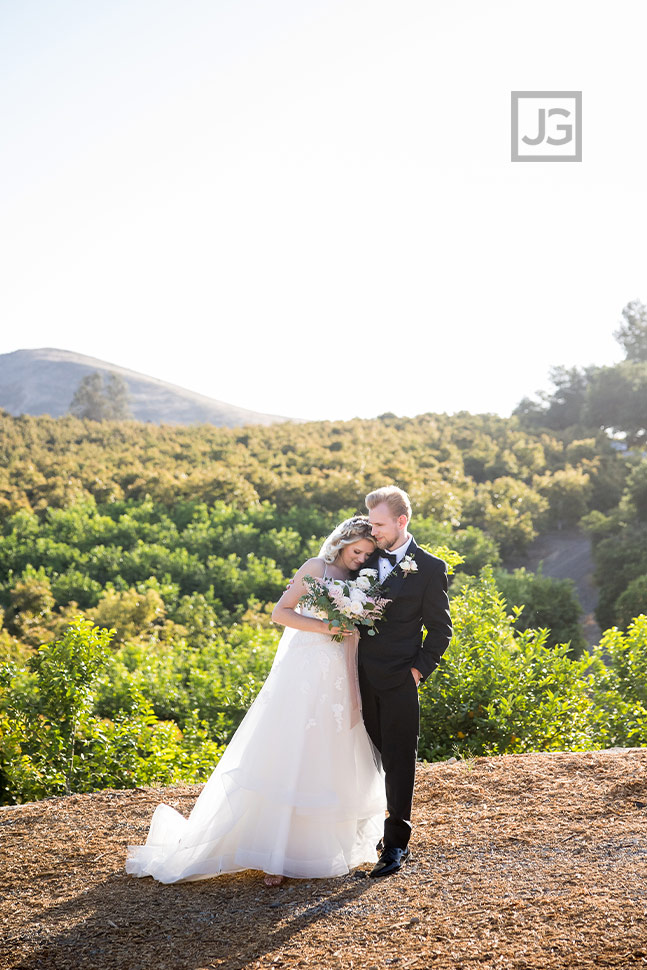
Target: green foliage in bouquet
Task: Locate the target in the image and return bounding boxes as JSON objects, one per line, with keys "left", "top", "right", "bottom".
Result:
{"left": 298, "top": 571, "right": 389, "bottom": 641}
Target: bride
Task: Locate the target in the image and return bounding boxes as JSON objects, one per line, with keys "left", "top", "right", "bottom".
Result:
{"left": 125, "top": 516, "right": 386, "bottom": 886}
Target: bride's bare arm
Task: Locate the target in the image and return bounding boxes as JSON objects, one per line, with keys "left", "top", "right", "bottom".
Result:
{"left": 272, "top": 558, "right": 352, "bottom": 635}
{"left": 271, "top": 558, "right": 330, "bottom": 633}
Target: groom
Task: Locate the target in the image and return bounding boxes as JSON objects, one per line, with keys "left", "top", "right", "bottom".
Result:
{"left": 358, "top": 485, "right": 452, "bottom": 878}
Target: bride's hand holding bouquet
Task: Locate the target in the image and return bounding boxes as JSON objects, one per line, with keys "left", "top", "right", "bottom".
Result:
{"left": 299, "top": 568, "right": 390, "bottom": 642}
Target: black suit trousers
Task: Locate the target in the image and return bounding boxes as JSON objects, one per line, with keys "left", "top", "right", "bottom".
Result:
{"left": 358, "top": 664, "right": 420, "bottom": 850}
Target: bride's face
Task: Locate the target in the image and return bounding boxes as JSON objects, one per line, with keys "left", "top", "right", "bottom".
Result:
{"left": 338, "top": 537, "right": 375, "bottom": 571}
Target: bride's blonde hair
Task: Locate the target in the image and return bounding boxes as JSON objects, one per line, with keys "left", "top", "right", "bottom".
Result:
{"left": 318, "top": 516, "right": 376, "bottom": 564}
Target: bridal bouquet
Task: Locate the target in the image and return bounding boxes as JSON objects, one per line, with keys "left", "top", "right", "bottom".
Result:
{"left": 299, "top": 568, "right": 390, "bottom": 642}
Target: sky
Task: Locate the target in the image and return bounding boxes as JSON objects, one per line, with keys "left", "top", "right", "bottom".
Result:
{"left": 1, "top": 0, "right": 646, "bottom": 422}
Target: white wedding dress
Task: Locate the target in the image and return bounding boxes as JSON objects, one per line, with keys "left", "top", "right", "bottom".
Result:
{"left": 125, "top": 585, "right": 386, "bottom": 883}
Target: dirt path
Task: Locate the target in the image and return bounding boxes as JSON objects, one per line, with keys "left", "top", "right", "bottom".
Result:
{"left": 504, "top": 529, "right": 601, "bottom": 646}
{"left": 2, "top": 749, "right": 647, "bottom": 970}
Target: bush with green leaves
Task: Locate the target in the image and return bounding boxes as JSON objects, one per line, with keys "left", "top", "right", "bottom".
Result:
{"left": 419, "top": 567, "right": 603, "bottom": 761}
{"left": 2, "top": 555, "right": 646, "bottom": 807}
{"left": 94, "top": 622, "right": 279, "bottom": 743}
{"left": 583, "top": 458, "right": 647, "bottom": 630}
{"left": 587, "top": 615, "right": 647, "bottom": 747}
{"left": 492, "top": 566, "right": 586, "bottom": 655}
{"left": 615, "top": 577, "right": 647, "bottom": 632}
{"left": 0, "top": 617, "right": 223, "bottom": 804}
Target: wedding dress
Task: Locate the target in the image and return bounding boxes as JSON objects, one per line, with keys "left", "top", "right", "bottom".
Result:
{"left": 125, "top": 576, "right": 386, "bottom": 883}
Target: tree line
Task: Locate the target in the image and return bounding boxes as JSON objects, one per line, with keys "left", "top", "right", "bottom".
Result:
{"left": 515, "top": 299, "right": 647, "bottom": 445}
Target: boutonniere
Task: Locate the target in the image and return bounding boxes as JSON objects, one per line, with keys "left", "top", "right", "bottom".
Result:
{"left": 399, "top": 554, "right": 418, "bottom": 575}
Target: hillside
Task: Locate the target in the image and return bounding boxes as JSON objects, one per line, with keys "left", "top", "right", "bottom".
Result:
{"left": 0, "top": 349, "right": 293, "bottom": 426}
{"left": 0, "top": 407, "right": 634, "bottom": 664}
{"left": 504, "top": 528, "right": 602, "bottom": 646}
{"left": 2, "top": 749, "right": 646, "bottom": 970}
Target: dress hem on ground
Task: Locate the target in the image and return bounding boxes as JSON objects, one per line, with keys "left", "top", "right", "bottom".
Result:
{"left": 125, "top": 623, "right": 386, "bottom": 884}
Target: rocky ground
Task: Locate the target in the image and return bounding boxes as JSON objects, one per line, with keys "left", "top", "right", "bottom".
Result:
{"left": 2, "top": 749, "right": 647, "bottom": 970}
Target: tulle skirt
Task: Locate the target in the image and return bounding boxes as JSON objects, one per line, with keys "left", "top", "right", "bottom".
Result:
{"left": 125, "top": 627, "right": 386, "bottom": 883}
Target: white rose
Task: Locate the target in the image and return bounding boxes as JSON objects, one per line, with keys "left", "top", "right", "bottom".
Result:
{"left": 355, "top": 576, "right": 371, "bottom": 590}
{"left": 350, "top": 600, "right": 364, "bottom": 615}
{"left": 359, "top": 568, "right": 378, "bottom": 578}
{"left": 341, "top": 596, "right": 353, "bottom": 614}
{"left": 349, "top": 587, "right": 367, "bottom": 603}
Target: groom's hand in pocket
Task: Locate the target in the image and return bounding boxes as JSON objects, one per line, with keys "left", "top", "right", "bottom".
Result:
{"left": 411, "top": 668, "right": 422, "bottom": 687}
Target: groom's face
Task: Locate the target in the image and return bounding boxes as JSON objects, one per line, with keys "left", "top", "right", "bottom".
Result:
{"left": 367, "top": 502, "right": 408, "bottom": 551}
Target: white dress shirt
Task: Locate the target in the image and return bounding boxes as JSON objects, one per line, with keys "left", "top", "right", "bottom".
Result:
{"left": 378, "top": 535, "right": 413, "bottom": 584}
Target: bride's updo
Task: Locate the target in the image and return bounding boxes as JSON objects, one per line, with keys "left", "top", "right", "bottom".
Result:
{"left": 318, "top": 516, "right": 376, "bottom": 564}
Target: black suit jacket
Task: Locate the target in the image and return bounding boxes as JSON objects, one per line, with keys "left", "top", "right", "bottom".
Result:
{"left": 358, "top": 538, "right": 452, "bottom": 689}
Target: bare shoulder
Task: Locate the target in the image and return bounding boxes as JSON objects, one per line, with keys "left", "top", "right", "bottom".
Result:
{"left": 294, "top": 557, "right": 326, "bottom": 579}
{"left": 274, "top": 556, "right": 327, "bottom": 613}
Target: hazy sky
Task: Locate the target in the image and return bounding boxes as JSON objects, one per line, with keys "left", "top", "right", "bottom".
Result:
{"left": 1, "top": 1, "right": 645, "bottom": 421}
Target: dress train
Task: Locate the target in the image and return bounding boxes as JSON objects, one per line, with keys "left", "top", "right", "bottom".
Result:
{"left": 125, "top": 624, "right": 386, "bottom": 883}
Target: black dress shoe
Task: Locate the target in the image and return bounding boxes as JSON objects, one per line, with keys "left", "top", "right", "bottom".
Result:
{"left": 369, "top": 846, "right": 411, "bottom": 879}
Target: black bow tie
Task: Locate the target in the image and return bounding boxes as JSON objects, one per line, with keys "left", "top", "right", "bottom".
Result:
{"left": 380, "top": 551, "right": 397, "bottom": 567}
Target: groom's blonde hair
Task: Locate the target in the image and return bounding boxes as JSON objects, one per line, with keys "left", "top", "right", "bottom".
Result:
{"left": 365, "top": 485, "right": 412, "bottom": 523}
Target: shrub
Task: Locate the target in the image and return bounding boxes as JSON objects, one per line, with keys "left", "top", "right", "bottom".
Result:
{"left": 493, "top": 566, "right": 586, "bottom": 655}
{"left": 588, "top": 615, "right": 647, "bottom": 747}
{"left": 419, "top": 568, "right": 602, "bottom": 760}
{"left": 94, "top": 623, "right": 279, "bottom": 744}
{"left": 0, "top": 618, "right": 224, "bottom": 804}
{"left": 615, "top": 577, "right": 647, "bottom": 632}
